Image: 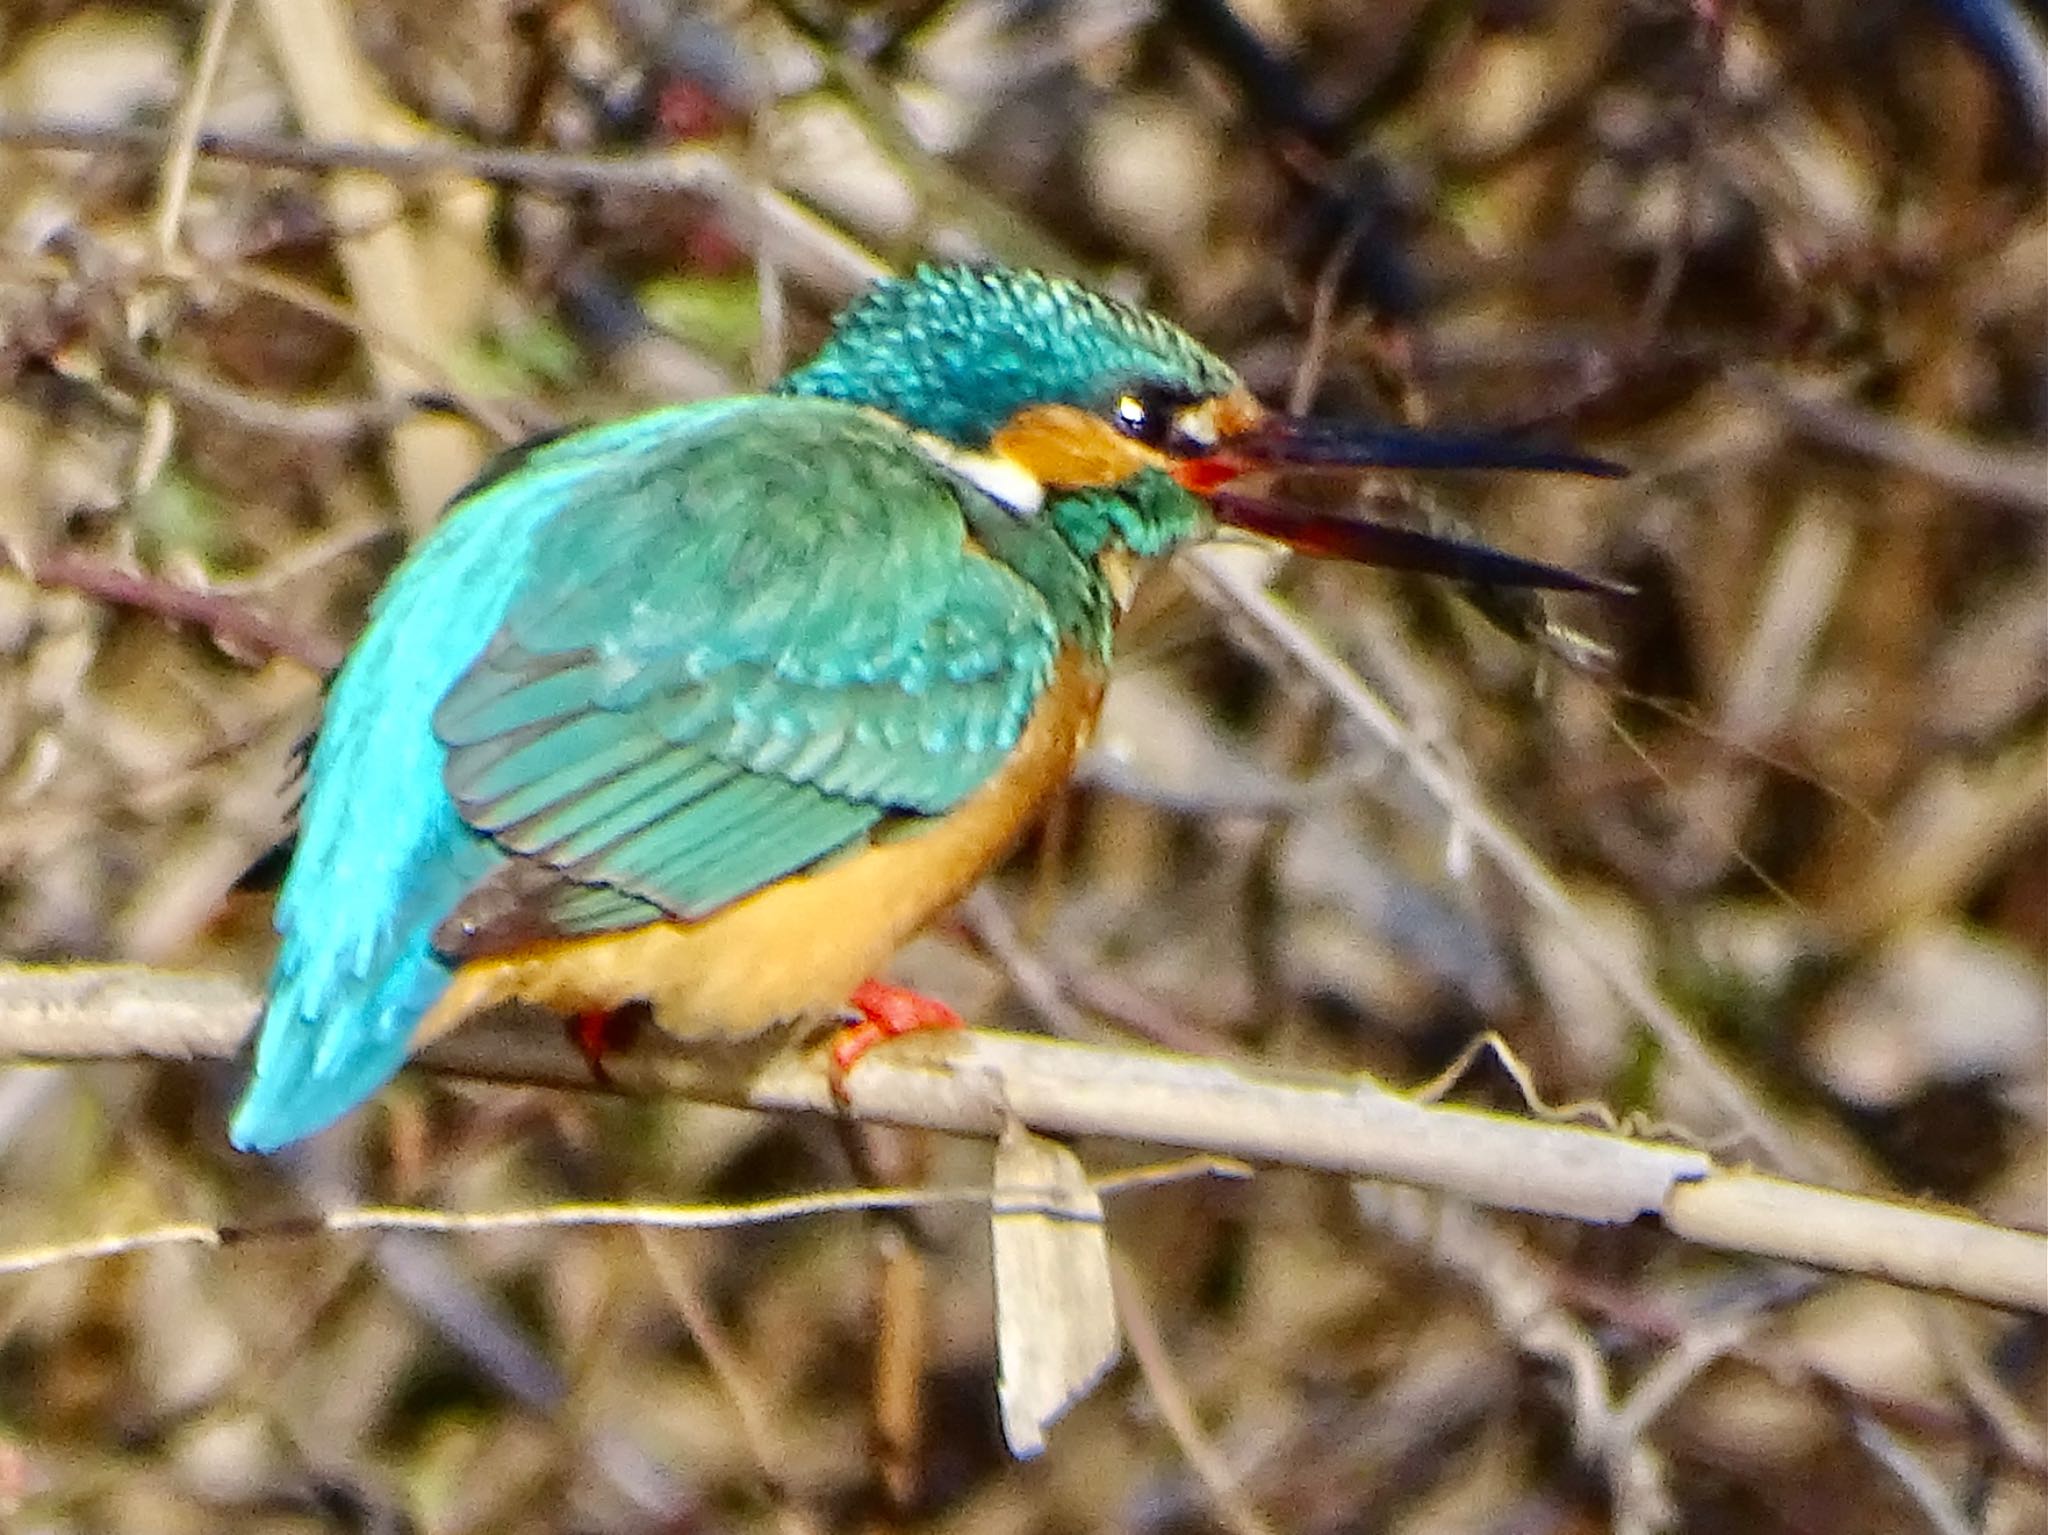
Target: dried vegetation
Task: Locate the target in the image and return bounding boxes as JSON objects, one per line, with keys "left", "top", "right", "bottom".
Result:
{"left": 0, "top": 0, "right": 2044, "bottom": 1531}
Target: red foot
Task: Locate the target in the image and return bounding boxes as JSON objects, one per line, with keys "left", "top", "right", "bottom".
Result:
{"left": 569, "top": 1004, "right": 645, "bottom": 1086}
{"left": 830, "top": 979, "right": 964, "bottom": 1094}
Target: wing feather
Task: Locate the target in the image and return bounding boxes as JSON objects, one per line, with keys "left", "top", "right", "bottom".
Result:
{"left": 432, "top": 398, "right": 1059, "bottom": 931}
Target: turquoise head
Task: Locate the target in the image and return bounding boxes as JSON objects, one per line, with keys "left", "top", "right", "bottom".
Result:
{"left": 779, "top": 263, "right": 1239, "bottom": 450}
{"left": 781, "top": 262, "right": 1628, "bottom": 595}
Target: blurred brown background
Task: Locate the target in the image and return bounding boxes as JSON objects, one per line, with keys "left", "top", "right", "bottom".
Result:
{"left": 0, "top": 0, "right": 2044, "bottom": 1530}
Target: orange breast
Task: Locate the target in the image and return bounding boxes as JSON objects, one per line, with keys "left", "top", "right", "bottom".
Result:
{"left": 415, "top": 645, "right": 1107, "bottom": 1046}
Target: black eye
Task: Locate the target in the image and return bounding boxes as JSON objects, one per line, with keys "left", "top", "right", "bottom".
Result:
{"left": 1110, "top": 383, "right": 1200, "bottom": 450}
{"left": 1111, "top": 392, "right": 1167, "bottom": 446}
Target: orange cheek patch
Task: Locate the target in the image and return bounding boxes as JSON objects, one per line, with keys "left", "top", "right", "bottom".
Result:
{"left": 990, "top": 404, "right": 1163, "bottom": 489}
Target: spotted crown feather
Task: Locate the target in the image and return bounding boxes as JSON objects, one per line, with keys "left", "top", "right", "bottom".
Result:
{"left": 780, "top": 263, "right": 1238, "bottom": 447}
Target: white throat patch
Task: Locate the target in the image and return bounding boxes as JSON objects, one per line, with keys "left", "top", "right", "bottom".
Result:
{"left": 908, "top": 429, "right": 1047, "bottom": 517}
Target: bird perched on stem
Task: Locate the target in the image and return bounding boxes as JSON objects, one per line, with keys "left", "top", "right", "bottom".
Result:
{"left": 231, "top": 262, "right": 1626, "bottom": 1152}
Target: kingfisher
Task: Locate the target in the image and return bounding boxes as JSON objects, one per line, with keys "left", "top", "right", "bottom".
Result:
{"left": 230, "top": 262, "right": 1624, "bottom": 1152}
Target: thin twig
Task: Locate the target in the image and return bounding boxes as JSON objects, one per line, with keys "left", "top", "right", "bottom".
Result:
{"left": 638, "top": 1233, "right": 829, "bottom": 1535}
{"left": 1353, "top": 1184, "right": 1674, "bottom": 1532}
{"left": 209, "top": 263, "right": 526, "bottom": 445}
{"left": 15, "top": 549, "right": 345, "bottom": 672}
{"left": 1744, "top": 369, "right": 2048, "bottom": 516}
{"left": 0, "top": 119, "right": 889, "bottom": 301}
{"left": 1111, "top": 1253, "right": 1280, "bottom": 1535}
{"left": 1850, "top": 1412, "right": 1978, "bottom": 1535}
{"left": 1181, "top": 543, "right": 1821, "bottom": 1179}
{"left": 0, "top": 1158, "right": 1232, "bottom": 1278}
{"left": 150, "top": 0, "right": 243, "bottom": 260}
{"left": 126, "top": 0, "right": 244, "bottom": 503}
{"left": 14, "top": 552, "right": 344, "bottom": 671}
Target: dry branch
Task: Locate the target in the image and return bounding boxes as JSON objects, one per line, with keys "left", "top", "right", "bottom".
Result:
{"left": 0, "top": 120, "right": 889, "bottom": 302}
{"left": 3, "top": 962, "right": 2041, "bottom": 1314}
{"left": 14, "top": 548, "right": 345, "bottom": 671}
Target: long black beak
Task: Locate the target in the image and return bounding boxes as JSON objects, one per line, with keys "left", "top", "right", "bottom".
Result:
{"left": 1215, "top": 415, "right": 1627, "bottom": 480}
{"left": 1191, "top": 415, "right": 1633, "bottom": 597}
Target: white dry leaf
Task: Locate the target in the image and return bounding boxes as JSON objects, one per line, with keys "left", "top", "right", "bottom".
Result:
{"left": 990, "top": 1122, "right": 1120, "bottom": 1458}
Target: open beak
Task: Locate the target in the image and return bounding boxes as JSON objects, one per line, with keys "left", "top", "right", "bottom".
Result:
{"left": 1177, "top": 409, "right": 1633, "bottom": 598}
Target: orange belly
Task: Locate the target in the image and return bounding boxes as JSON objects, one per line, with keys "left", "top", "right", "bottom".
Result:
{"left": 415, "top": 647, "right": 1106, "bottom": 1046}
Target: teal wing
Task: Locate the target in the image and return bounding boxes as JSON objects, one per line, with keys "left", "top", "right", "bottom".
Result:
{"left": 432, "top": 398, "right": 1060, "bottom": 933}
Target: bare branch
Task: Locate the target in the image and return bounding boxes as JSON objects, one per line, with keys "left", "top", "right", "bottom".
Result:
{"left": 2, "top": 962, "right": 2041, "bottom": 1314}
{"left": 13, "top": 548, "right": 345, "bottom": 671}
{"left": 0, "top": 119, "right": 889, "bottom": 301}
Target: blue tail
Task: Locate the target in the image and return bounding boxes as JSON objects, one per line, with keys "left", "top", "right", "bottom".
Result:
{"left": 228, "top": 510, "right": 515, "bottom": 1152}
{"left": 230, "top": 924, "right": 457, "bottom": 1152}
{"left": 228, "top": 496, "right": 514, "bottom": 1151}
{"left": 228, "top": 403, "right": 727, "bottom": 1151}
{"left": 231, "top": 779, "right": 501, "bottom": 1151}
